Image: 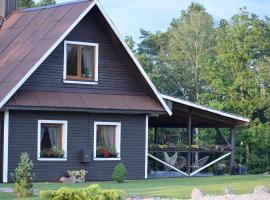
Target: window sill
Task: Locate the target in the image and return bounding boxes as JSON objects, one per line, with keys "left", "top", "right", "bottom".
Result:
{"left": 63, "top": 79, "right": 98, "bottom": 85}
{"left": 93, "top": 157, "right": 121, "bottom": 161}
{"left": 37, "top": 158, "right": 67, "bottom": 161}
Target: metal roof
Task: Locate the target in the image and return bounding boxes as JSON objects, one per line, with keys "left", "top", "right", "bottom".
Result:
{"left": 161, "top": 94, "right": 249, "bottom": 122}
{"left": 5, "top": 90, "right": 164, "bottom": 112}
{"left": 0, "top": 0, "right": 172, "bottom": 115}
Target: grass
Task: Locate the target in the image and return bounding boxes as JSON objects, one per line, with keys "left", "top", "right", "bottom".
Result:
{"left": 0, "top": 175, "right": 270, "bottom": 199}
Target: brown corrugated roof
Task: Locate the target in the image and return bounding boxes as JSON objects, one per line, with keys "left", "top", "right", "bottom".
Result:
{"left": 5, "top": 90, "right": 164, "bottom": 112}
{"left": 0, "top": 0, "right": 94, "bottom": 106}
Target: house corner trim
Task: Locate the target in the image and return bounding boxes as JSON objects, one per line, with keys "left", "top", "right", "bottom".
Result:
{"left": 3, "top": 110, "right": 9, "bottom": 183}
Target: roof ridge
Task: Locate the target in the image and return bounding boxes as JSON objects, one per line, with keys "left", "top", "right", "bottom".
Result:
{"left": 16, "top": 0, "right": 92, "bottom": 13}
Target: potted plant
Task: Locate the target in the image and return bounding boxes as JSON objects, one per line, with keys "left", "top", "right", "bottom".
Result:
{"left": 99, "top": 147, "right": 110, "bottom": 157}
{"left": 51, "top": 146, "right": 64, "bottom": 158}
{"left": 41, "top": 148, "right": 52, "bottom": 157}
{"left": 108, "top": 147, "right": 117, "bottom": 157}
{"left": 40, "top": 147, "right": 64, "bottom": 158}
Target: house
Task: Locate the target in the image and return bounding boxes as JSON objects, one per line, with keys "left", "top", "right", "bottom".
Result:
{"left": 0, "top": 0, "right": 249, "bottom": 183}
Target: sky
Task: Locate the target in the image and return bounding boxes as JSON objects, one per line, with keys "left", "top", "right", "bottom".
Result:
{"left": 40, "top": 0, "right": 270, "bottom": 42}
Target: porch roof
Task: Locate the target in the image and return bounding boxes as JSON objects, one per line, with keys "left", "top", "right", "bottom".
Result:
{"left": 149, "top": 94, "right": 250, "bottom": 128}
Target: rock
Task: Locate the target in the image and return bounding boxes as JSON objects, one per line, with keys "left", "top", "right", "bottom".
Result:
{"left": 254, "top": 185, "right": 269, "bottom": 194}
{"left": 31, "top": 189, "right": 40, "bottom": 197}
{"left": 191, "top": 188, "right": 205, "bottom": 200}
{"left": 66, "top": 175, "right": 77, "bottom": 183}
{"left": 60, "top": 176, "right": 77, "bottom": 183}
{"left": 60, "top": 176, "right": 67, "bottom": 183}
{"left": 224, "top": 186, "right": 233, "bottom": 195}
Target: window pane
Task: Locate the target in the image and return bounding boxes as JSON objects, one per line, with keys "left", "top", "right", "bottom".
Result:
{"left": 96, "top": 125, "right": 117, "bottom": 158}
{"left": 40, "top": 124, "right": 63, "bottom": 158}
{"left": 67, "top": 45, "right": 78, "bottom": 76}
{"left": 81, "top": 46, "right": 94, "bottom": 78}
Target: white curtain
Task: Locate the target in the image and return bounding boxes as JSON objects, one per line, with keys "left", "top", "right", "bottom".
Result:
{"left": 41, "top": 127, "right": 46, "bottom": 143}
{"left": 48, "top": 126, "right": 59, "bottom": 148}
{"left": 82, "top": 47, "right": 93, "bottom": 77}
{"left": 100, "top": 126, "right": 115, "bottom": 148}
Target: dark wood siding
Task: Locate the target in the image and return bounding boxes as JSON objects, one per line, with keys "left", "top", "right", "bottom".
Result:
{"left": 20, "top": 10, "right": 147, "bottom": 94}
{"left": 8, "top": 111, "right": 146, "bottom": 182}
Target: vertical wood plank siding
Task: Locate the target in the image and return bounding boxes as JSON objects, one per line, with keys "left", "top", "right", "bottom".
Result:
{"left": 21, "top": 10, "right": 146, "bottom": 94}
{"left": 8, "top": 111, "right": 146, "bottom": 181}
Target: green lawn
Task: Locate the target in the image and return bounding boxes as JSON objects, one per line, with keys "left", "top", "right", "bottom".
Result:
{"left": 0, "top": 175, "right": 270, "bottom": 199}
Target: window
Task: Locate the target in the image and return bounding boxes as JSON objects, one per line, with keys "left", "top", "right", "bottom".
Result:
{"left": 37, "top": 120, "right": 67, "bottom": 161}
{"left": 94, "top": 122, "right": 121, "bottom": 160}
{"left": 64, "top": 41, "right": 98, "bottom": 84}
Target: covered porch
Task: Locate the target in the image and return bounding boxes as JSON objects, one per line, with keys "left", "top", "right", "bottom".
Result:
{"left": 147, "top": 94, "right": 249, "bottom": 178}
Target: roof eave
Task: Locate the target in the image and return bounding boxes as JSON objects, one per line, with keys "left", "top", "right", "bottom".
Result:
{"left": 161, "top": 94, "right": 250, "bottom": 123}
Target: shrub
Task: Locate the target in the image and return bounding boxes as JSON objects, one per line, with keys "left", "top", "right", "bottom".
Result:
{"left": 102, "top": 189, "right": 125, "bottom": 200}
{"left": 112, "top": 163, "right": 127, "bottom": 183}
{"left": 10, "top": 152, "right": 34, "bottom": 199}
{"left": 41, "top": 184, "right": 124, "bottom": 200}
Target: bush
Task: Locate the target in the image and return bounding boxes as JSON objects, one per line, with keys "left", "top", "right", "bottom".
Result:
{"left": 112, "top": 163, "right": 127, "bottom": 183}
{"left": 10, "top": 152, "right": 34, "bottom": 199}
{"left": 41, "top": 184, "right": 124, "bottom": 200}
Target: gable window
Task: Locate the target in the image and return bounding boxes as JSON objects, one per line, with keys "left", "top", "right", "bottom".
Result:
{"left": 94, "top": 122, "right": 121, "bottom": 160}
{"left": 37, "top": 120, "right": 67, "bottom": 161}
{"left": 64, "top": 41, "right": 98, "bottom": 84}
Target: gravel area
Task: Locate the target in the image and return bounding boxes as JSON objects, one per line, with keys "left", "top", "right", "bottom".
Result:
{"left": 202, "top": 193, "right": 270, "bottom": 200}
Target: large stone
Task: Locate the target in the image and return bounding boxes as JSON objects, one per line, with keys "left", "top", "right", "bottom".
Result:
{"left": 254, "top": 185, "right": 269, "bottom": 194}
{"left": 59, "top": 176, "right": 67, "bottom": 183}
{"left": 60, "top": 176, "right": 77, "bottom": 183}
{"left": 66, "top": 176, "right": 77, "bottom": 183}
{"left": 31, "top": 189, "right": 40, "bottom": 197}
{"left": 191, "top": 188, "right": 205, "bottom": 200}
{"left": 224, "top": 186, "right": 233, "bottom": 195}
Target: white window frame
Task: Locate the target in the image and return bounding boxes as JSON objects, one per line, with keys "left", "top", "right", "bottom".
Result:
{"left": 93, "top": 122, "right": 121, "bottom": 161}
{"left": 63, "top": 40, "right": 99, "bottom": 85}
{"left": 37, "top": 120, "right": 68, "bottom": 161}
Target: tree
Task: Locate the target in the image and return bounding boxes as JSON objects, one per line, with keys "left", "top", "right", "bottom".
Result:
{"left": 19, "top": 0, "right": 55, "bottom": 8}
{"left": 35, "top": 0, "right": 56, "bottom": 7}
{"left": 11, "top": 152, "right": 34, "bottom": 198}
{"left": 163, "top": 2, "right": 215, "bottom": 101}
{"left": 204, "top": 8, "right": 270, "bottom": 172}
{"left": 19, "top": 0, "right": 35, "bottom": 8}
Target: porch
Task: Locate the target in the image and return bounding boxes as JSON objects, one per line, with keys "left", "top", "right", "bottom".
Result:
{"left": 147, "top": 94, "right": 249, "bottom": 178}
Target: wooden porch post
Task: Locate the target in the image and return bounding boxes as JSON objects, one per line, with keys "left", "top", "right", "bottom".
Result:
{"left": 230, "top": 127, "right": 236, "bottom": 173}
{"left": 188, "top": 111, "right": 192, "bottom": 176}
{"left": 154, "top": 127, "right": 157, "bottom": 171}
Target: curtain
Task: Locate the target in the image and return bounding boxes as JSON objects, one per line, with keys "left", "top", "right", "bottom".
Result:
{"left": 81, "top": 46, "right": 93, "bottom": 77}
{"left": 100, "top": 126, "right": 115, "bottom": 148}
{"left": 41, "top": 127, "right": 46, "bottom": 142}
{"left": 48, "top": 126, "right": 59, "bottom": 148}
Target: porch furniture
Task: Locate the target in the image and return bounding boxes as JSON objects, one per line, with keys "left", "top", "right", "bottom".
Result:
{"left": 176, "top": 156, "right": 186, "bottom": 169}
{"left": 163, "top": 152, "right": 177, "bottom": 171}
{"left": 191, "top": 156, "right": 209, "bottom": 171}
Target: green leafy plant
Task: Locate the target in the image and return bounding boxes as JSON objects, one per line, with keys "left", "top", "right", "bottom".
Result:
{"left": 41, "top": 184, "right": 124, "bottom": 200}
{"left": 40, "top": 147, "right": 64, "bottom": 158}
{"left": 112, "top": 163, "right": 127, "bottom": 183}
{"left": 51, "top": 146, "right": 64, "bottom": 158}
{"left": 10, "top": 152, "right": 34, "bottom": 199}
